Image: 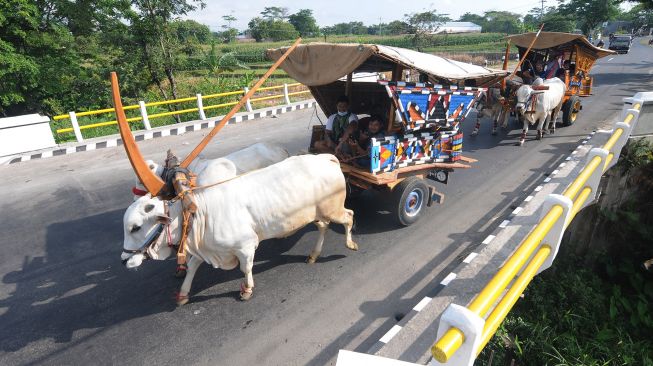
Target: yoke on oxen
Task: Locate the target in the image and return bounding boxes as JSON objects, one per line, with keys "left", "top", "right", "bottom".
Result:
{"left": 113, "top": 39, "right": 302, "bottom": 275}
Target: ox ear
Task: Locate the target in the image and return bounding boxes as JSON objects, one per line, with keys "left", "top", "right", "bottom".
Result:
{"left": 157, "top": 215, "right": 171, "bottom": 225}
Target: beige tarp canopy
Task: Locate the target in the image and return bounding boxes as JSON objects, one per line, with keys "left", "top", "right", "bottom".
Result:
{"left": 266, "top": 43, "right": 509, "bottom": 86}
{"left": 507, "top": 32, "right": 615, "bottom": 59}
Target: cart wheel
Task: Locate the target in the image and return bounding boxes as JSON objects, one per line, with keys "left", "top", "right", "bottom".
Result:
{"left": 390, "top": 177, "right": 429, "bottom": 226}
{"left": 562, "top": 95, "right": 581, "bottom": 126}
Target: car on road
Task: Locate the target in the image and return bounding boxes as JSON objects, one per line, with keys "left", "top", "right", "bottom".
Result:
{"left": 609, "top": 37, "right": 631, "bottom": 54}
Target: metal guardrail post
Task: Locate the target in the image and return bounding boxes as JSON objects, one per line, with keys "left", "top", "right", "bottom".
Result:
{"left": 432, "top": 304, "right": 484, "bottom": 366}
{"left": 196, "top": 94, "right": 207, "bottom": 120}
{"left": 69, "top": 111, "right": 84, "bottom": 142}
{"left": 138, "top": 101, "right": 152, "bottom": 130}
{"left": 243, "top": 87, "right": 253, "bottom": 112}
{"left": 533, "top": 195, "right": 572, "bottom": 275}
{"left": 283, "top": 83, "right": 291, "bottom": 105}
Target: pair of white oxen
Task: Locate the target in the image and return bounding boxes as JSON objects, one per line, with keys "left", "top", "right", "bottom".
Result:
{"left": 474, "top": 77, "right": 567, "bottom": 145}
{"left": 121, "top": 143, "right": 358, "bottom": 305}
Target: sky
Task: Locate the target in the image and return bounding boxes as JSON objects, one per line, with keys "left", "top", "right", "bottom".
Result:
{"left": 185, "top": 0, "right": 557, "bottom": 32}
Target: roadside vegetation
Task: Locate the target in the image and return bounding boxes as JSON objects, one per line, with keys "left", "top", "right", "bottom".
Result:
{"left": 477, "top": 139, "right": 653, "bottom": 366}
{"left": 2, "top": 0, "right": 651, "bottom": 142}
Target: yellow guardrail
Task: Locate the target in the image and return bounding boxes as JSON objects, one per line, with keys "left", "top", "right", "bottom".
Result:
{"left": 53, "top": 83, "right": 309, "bottom": 137}
{"left": 431, "top": 101, "right": 643, "bottom": 364}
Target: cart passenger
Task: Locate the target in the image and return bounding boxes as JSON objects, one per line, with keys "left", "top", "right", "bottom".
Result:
{"left": 334, "top": 121, "right": 359, "bottom": 161}
{"left": 314, "top": 95, "right": 358, "bottom": 154}
{"left": 349, "top": 115, "right": 385, "bottom": 169}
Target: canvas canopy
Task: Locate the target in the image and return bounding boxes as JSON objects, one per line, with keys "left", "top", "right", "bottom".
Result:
{"left": 266, "top": 43, "right": 509, "bottom": 87}
{"left": 507, "top": 32, "right": 615, "bottom": 59}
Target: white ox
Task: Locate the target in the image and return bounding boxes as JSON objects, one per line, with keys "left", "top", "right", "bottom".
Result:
{"left": 127, "top": 142, "right": 289, "bottom": 277}
{"left": 122, "top": 154, "right": 357, "bottom": 305}
{"left": 515, "top": 77, "right": 566, "bottom": 145}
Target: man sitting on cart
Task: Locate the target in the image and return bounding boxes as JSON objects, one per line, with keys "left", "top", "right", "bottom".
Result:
{"left": 314, "top": 95, "right": 358, "bottom": 154}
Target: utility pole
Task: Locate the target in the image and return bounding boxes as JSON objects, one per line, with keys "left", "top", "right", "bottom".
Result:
{"left": 540, "top": 0, "right": 545, "bottom": 20}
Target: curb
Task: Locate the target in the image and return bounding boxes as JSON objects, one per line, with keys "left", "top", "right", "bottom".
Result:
{"left": 366, "top": 130, "right": 599, "bottom": 360}
{"left": 2, "top": 100, "right": 316, "bottom": 165}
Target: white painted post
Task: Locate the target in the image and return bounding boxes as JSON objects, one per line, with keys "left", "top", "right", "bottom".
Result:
{"left": 138, "top": 101, "right": 152, "bottom": 130}
{"left": 432, "top": 304, "right": 485, "bottom": 366}
{"left": 605, "top": 123, "right": 631, "bottom": 171}
{"left": 581, "top": 148, "right": 610, "bottom": 209}
{"left": 196, "top": 94, "right": 207, "bottom": 120}
{"left": 69, "top": 111, "right": 84, "bottom": 142}
{"left": 283, "top": 83, "right": 291, "bottom": 105}
{"left": 534, "top": 194, "right": 573, "bottom": 274}
{"left": 244, "top": 87, "right": 253, "bottom": 112}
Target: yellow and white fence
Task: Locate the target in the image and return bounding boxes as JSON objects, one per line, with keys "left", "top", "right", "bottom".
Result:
{"left": 429, "top": 92, "right": 650, "bottom": 366}
{"left": 52, "top": 83, "right": 310, "bottom": 142}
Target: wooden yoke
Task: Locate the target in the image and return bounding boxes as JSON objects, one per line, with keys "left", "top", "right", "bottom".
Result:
{"left": 110, "top": 72, "right": 166, "bottom": 196}
{"left": 180, "top": 37, "right": 302, "bottom": 168}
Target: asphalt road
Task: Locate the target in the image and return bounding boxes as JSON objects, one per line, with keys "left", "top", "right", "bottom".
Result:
{"left": 1, "top": 38, "right": 652, "bottom": 366}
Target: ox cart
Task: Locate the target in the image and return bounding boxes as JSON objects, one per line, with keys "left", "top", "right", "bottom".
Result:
{"left": 506, "top": 32, "right": 615, "bottom": 126}
{"left": 267, "top": 44, "right": 508, "bottom": 226}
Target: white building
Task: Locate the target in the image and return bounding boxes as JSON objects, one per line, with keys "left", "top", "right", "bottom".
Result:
{"left": 431, "top": 22, "right": 482, "bottom": 34}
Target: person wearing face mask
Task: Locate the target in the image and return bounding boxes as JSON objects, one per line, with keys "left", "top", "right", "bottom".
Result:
{"left": 314, "top": 95, "right": 358, "bottom": 154}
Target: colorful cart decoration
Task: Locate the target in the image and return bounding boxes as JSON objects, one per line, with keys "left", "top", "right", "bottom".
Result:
{"left": 370, "top": 82, "right": 483, "bottom": 174}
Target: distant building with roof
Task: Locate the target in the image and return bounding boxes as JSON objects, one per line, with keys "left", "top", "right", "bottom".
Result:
{"left": 431, "top": 22, "right": 482, "bottom": 34}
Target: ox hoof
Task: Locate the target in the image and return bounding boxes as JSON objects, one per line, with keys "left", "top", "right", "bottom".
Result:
{"left": 519, "top": 140, "right": 525, "bottom": 146}
{"left": 536, "top": 132, "right": 543, "bottom": 140}
{"left": 346, "top": 241, "right": 359, "bottom": 251}
{"left": 306, "top": 255, "right": 317, "bottom": 264}
{"left": 549, "top": 129, "right": 555, "bottom": 135}
{"left": 240, "top": 284, "right": 254, "bottom": 301}
{"left": 175, "top": 292, "right": 189, "bottom": 306}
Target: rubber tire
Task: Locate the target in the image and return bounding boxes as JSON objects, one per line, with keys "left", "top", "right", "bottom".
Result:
{"left": 562, "top": 95, "right": 581, "bottom": 127}
{"left": 390, "top": 177, "right": 429, "bottom": 226}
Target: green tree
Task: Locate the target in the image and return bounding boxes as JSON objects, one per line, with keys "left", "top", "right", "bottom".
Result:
{"left": 288, "top": 9, "right": 319, "bottom": 37}
{"left": 248, "top": 17, "right": 269, "bottom": 41}
{"left": 458, "top": 12, "right": 486, "bottom": 27}
{"left": 267, "top": 20, "right": 299, "bottom": 41}
{"left": 558, "top": 0, "right": 620, "bottom": 35}
{"left": 385, "top": 20, "right": 411, "bottom": 35}
{"left": 170, "top": 19, "right": 210, "bottom": 43}
{"left": 482, "top": 11, "right": 523, "bottom": 34}
{"left": 523, "top": 7, "right": 575, "bottom": 32}
{"left": 261, "top": 6, "right": 289, "bottom": 21}
{"left": 405, "top": 10, "right": 450, "bottom": 49}
{"left": 127, "top": 0, "right": 206, "bottom": 109}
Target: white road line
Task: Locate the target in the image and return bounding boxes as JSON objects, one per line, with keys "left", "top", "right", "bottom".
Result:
{"left": 463, "top": 252, "right": 478, "bottom": 264}
{"left": 499, "top": 220, "right": 510, "bottom": 228}
{"left": 512, "top": 207, "right": 523, "bottom": 215}
{"left": 543, "top": 177, "right": 552, "bottom": 183}
{"left": 551, "top": 170, "right": 559, "bottom": 175}
{"left": 440, "top": 273, "right": 457, "bottom": 286}
{"left": 525, "top": 195, "right": 534, "bottom": 202}
{"left": 482, "top": 235, "right": 496, "bottom": 244}
{"left": 535, "top": 186, "right": 543, "bottom": 192}
{"left": 413, "top": 297, "right": 433, "bottom": 312}
{"left": 379, "top": 325, "right": 403, "bottom": 344}
{"left": 607, "top": 57, "right": 614, "bottom": 61}
{"left": 559, "top": 163, "right": 566, "bottom": 168}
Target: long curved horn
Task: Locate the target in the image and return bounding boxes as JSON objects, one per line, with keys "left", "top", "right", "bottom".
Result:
{"left": 110, "top": 72, "right": 166, "bottom": 196}
{"left": 180, "top": 37, "right": 302, "bottom": 168}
